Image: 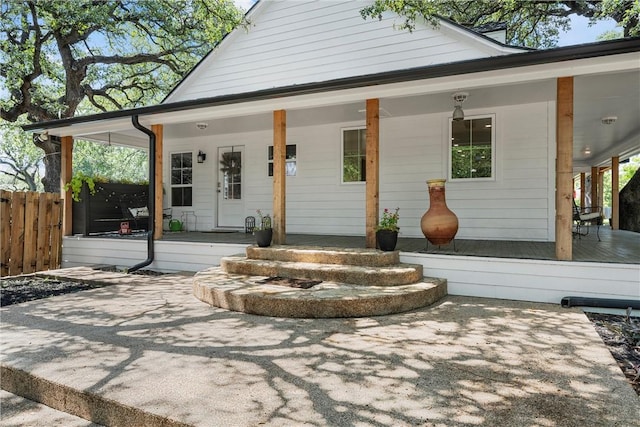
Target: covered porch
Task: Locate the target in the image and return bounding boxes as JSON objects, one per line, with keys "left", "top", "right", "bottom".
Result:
{"left": 24, "top": 38, "right": 639, "bottom": 267}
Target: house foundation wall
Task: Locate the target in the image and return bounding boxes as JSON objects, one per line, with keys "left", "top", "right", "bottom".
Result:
{"left": 61, "top": 237, "right": 639, "bottom": 305}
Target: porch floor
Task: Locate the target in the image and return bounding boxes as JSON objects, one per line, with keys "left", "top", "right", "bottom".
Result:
{"left": 113, "top": 225, "right": 640, "bottom": 264}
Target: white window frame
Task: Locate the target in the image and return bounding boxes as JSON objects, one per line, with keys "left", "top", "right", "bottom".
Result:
{"left": 268, "top": 144, "right": 297, "bottom": 177}
{"left": 170, "top": 151, "right": 193, "bottom": 207}
{"left": 448, "top": 114, "right": 496, "bottom": 182}
{"left": 341, "top": 126, "right": 367, "bottom": 184}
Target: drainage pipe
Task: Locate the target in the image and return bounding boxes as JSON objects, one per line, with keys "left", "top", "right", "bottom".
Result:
{"left": 128, "top": 115, "right": 156, "bottom": 273}
{"left": 561, "top": 296, "right": 640, "bottom": 310}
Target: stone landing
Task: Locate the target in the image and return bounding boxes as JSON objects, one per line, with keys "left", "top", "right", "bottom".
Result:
{"left": 193, "top": 245, "right": 447, "bottom": 318}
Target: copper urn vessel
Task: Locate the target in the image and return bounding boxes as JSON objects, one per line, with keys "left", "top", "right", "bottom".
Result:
{"left": 420, "top": 179, "right": 458, "bottom": 245}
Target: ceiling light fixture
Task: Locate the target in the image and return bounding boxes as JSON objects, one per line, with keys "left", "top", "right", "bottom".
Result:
{"left": 601, "top": 116, "right": 617, "bottom": 125}
{"left": 196, "top": 122, "right": 208, "bottom": 130}
{"left": 452, "top": 92, "right": 468, "bottom": 121}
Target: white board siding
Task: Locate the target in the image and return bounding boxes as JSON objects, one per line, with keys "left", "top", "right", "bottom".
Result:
{"left": 60, "top": 238, "right": 639, "bottom": 306}
{"left": 167, "top": 0, "right": 516, "bottom": 103}
{"left": 401, "top": 253, "right": 640, "bottom": 304}
{"left": 62, "top": 237, "right": 247, "bottom": 273}
{"left": 162, "top": 101, "right": 552, "bottom": 239}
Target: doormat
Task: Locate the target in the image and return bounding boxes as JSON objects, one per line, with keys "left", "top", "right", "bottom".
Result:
{"left": 257, "top": 276, "right": 322, "bottom": 289}
{"left": 202, "top": 229, "right": 239, "bottom": 233}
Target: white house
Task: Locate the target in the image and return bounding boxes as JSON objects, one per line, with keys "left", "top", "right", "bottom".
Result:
{"left": 24, "top": 0, "right": 640, "bottom": 303}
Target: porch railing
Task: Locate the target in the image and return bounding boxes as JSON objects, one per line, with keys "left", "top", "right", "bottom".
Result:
{"left": 0, "top": 190, "right": 63, "bottom": 277}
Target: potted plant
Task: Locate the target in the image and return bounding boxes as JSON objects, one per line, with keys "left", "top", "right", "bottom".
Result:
{"left": 254, "top": 210, "right": 273, "bottom": 247}
{"left": 376, "top": 207, "right": 399, "bottom": 251}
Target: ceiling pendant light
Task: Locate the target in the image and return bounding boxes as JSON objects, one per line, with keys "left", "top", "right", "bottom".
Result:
{"left": 452, "top": 92, "right": 468, "bottom": 121}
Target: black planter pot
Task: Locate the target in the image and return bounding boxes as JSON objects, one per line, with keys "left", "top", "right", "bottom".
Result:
{"left": 254, "top": 229, "right": 273, "bottom": 247}
{"left": 376, "top": 229, "right": 398, "bottom": 251}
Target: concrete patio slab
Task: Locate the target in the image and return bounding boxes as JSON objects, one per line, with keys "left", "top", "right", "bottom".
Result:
{"left": 1, "top": 268, "right": 638, "bottom": 426}
{"left": 0, "top": 390, "right": 102, "bottom": 426}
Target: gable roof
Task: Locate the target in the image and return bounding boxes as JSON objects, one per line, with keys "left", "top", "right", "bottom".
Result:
{"left": 164, "top": 0, "right": 526, "bottom": 103}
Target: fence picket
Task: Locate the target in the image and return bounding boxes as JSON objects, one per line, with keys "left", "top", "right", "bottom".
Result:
{"left": 50, "top": 196, "right": 63, "bottom": 269}
{"left": 0, "top": 191, "right": 63, "bottom": 277}
{"left": 23, "top": 192, "right": 39, "bottom": 274}
{"left": 36, "top": 193, "right": 53, "bottom": 271}
{"left": 9, "top": 192, "right": 26, "bottom": 275}
{"left": 0, "top": 190, "right": 11, "bottom": 276}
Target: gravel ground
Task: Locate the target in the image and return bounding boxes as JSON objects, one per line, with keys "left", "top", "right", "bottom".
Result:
{"left": 1, "top": 274, "right": 638, "bottom": 396}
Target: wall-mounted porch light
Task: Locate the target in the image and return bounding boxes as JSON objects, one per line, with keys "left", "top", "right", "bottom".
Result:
{"left": 197, "top": 150, "right": 207, "bottom": 163}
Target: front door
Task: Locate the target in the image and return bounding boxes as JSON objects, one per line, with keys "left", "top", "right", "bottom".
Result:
{"left": 217, "top": 146, "right": 244, "bottom": 228}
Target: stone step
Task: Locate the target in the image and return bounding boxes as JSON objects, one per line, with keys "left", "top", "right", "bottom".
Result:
{"left": 221, "top": 256, "right": 423, "bottom": 287}
{"left": 246, "top": 245, "right": 400, "bottom": 267}
{"left": 194, "top": 267, "right": 447, "bottom": 318}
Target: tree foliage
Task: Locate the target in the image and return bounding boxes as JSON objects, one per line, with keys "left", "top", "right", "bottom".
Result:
{"left": 0, "top": 119, "right": 43, "bottom": 191}
{"left": 72, "top": 139, "right": 148, "bottom": 184}
{"left": 0, "top": 118, "right": 149, "bottom": 192}
{"left": 361, "top": 0, "right": 638, "bottom": 48}
{"left": 1, "top": 0, "right": 244, "bottom": 192}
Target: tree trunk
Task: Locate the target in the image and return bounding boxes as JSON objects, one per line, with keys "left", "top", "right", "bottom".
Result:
{"left": 35, "top": 135, "right": 62, "bottom": 193}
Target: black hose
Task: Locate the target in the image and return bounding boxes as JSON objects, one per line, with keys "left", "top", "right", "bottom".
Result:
{"left": 561, "top": 296, "right": 640, "bottom": 309}
{"left": 128, "top": 115, "right": 156, "bottom": 273}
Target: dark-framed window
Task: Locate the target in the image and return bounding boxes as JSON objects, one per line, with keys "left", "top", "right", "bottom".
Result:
{"left": 171, "top": 152, "right": 193, "bottom": 206}
{"left": 342, "top": 127, "right": 366, "bottom": 183}
{"left": 450, "top": 115, "right": 495, "bottom": 180}
{"left": 268, "top": 145, "right": 297, "bottom": 177}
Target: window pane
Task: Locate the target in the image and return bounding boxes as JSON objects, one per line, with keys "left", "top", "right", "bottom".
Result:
{"left": 451, "top": 120, "right": 470, "bottom": 147}
{"left": 171, "top": 154, "right": 182, "bottom": 169}
{"left": 286, "top": 145, "right": 296, "bottom": 160}
{"left": 473, "top": 118, "right": 492, "bottom": 145}
{"left": 472, "top": 146, "right": 492, "bottom": 178}
{"left": 268, "top": 163, "right": 274, "bottom": 177}
{"left": 182, "top": 153, "right": 192, "bottom": 168}
{"left": 343, "top": 157, "right": 361, "bottom": 182}
{"left": 343, "top": 129, "right": 366, "bottom": 182}
{"left": 171, "top": 170, "right": 181, "bottom": 185}
{"left": 451, "top": 117, "right": 493, "bottom": 180}
{"left": 286, "top": 160, "right": 296, "bottom": 176}
{"left": 172, "top": 187, "right": 183, "bottom": 206}
{"left": 344, "top": 130, "right": 359, "bottom": 155}
{"left": 230, "top": 183, "right": 241, "bottom": 199}
{"left": 183, "top": 187, "right": 192, "bottom": 206}
{"left": 268, "top": 146, "right": 273, "bottom": 161}
{"left": 183, "top": 169, "right": 192, "bottom": 185}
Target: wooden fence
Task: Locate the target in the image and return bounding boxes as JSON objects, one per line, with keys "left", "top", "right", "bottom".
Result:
{"left": 1, "top": 190, "right": 64, "bottom": 277}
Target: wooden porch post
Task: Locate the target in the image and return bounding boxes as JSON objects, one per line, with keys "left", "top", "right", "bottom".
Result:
{"left": 365, "top": 98, "right": 380, "bottom": 249}
{"left": 579, "top": 173, "right": 585, "bottom": 207}
{"left": 555, "top": 77, "right": 573, "bottom": 261}
{"left": 151, "top": 124, "right": 163, "bottom": 239}
{"left": 611, "top": 156, "right": 619, "bottom": 230}
{"left": 273, "top": 110, "right": 286, "bottom": 245}
{"left": 60, "top": 136, "right": 73, "bottom": 236}
{"left": 590, "top": 166, "right": 598, "bottom": 208}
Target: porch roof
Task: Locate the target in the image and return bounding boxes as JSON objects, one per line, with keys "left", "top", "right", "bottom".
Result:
{"left": 23, "top": 38, "right": 639, "bottom": 134}
{"left": 23, "top": 37, "right": 640, "bottom": 169}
